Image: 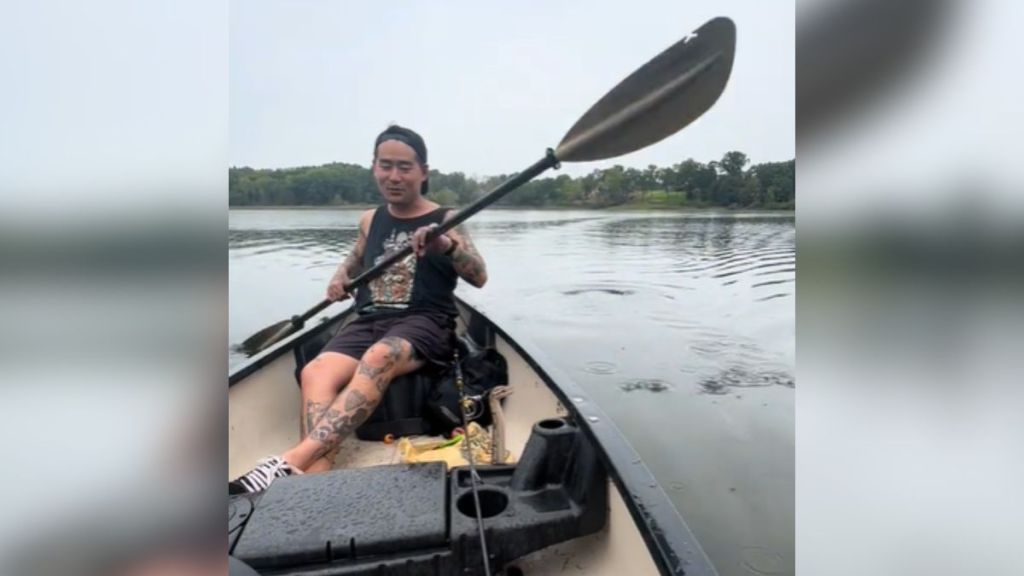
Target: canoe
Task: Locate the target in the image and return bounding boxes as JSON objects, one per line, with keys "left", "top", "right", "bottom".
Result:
{"left": 229, "top": 296, "right": 717, "bottom": 576}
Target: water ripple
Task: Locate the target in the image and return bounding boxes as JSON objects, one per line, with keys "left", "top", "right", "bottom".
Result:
{"left": 697, "top": 365, "right": 794, "bottom": 395}
{"left": 753, "top": 267, "right": 795, "bottom": 276}
{"left": 520, "top": 282, "right": 680, "bottom": 302}
{"left": 229, "top": 229, "right": 357, "bottom": 257}
{"left": 740, "top": 546, "right": 787, "bottom": 575}
{"left": 711, "top": 261, "right": 794, "bottom": 279}
{"left": 582, "top": 361, "right": 619, "bottom": 375}
{"left": 562, "top": 287, "right": 635, "bottom": 296}
{"left": 751, "top": 278, "right": 794, "bottom": 289}
{"left": 756, "top": 292, "right": 792, "bottom": 302}
{"left": 620, "top": 379, "right": 673, "bottom": 393}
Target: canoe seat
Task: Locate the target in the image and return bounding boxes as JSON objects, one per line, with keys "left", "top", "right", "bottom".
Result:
{"left": 355, "top": 368, "right": 439, "bottom": 440}
{"left": 357, "top": 334, "right": 503, "bottom": 440}
{"left": 231, "top": 461, "right": 448, "bottom": 570}
{"left": 295, "top": 330, "right": 478, "bottom": 441}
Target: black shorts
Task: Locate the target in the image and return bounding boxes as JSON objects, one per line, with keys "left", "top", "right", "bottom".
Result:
{"left": 321, "top": 311, "right": 455, "bottom": 368}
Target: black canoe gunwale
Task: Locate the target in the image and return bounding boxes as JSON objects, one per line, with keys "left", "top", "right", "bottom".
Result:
{"left": 228, "top": 296, "right": 716, "bottom": 576}
{"left": 229, "top": 304, "right": 351, "bottom": 387}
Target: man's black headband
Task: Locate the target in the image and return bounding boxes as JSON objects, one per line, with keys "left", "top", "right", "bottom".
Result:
{"left": 374, "top": 126, "right": 427, "bottom": 164}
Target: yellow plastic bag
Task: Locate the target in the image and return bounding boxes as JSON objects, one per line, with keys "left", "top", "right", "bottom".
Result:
{"left": 397, "top": 423, "right": 508, "bottom": 466}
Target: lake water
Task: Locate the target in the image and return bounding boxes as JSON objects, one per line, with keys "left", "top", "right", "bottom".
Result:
{"left": 229, "top": 207, "right": 795, "bottom": 576}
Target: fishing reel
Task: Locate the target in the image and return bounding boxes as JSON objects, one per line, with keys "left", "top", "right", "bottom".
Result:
{"left": 453, "top": 348, "right": 485, "bottom": 422}
{"left": 459, "top": 394, "right": 485, "bottom": 421}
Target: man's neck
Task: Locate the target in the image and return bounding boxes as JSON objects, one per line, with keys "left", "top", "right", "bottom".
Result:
{"left": 388, "top": 198, "right": 437, "bottom": 219}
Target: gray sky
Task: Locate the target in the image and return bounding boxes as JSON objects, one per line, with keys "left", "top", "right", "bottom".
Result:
{"left": 231, "top": 0, "right": 794, "bottom": 177}
{"left": 2, "top": 0, "right": 227, "bottom": 216}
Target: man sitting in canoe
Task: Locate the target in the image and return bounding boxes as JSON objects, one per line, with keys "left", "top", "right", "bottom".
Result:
{"left": 230, "top": 125, "right": 488, "bottom": 494}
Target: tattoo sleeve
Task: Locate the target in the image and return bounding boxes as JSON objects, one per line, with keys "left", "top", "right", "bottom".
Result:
{"left": 447, "top": 224, "right": 488, "bottom": 287}
{"left": 308, "top": 405, "right": 371, "bottom": 459}
{"left": 303, "top": 400, "right": 329, "bottom": 436}
{"left": 336, "top": 225, "right": 366, "bottom": 277}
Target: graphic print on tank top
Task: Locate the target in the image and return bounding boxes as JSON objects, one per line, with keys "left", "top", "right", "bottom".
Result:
{"left": 368, "top": 228, "right": 417, "bottom": 309}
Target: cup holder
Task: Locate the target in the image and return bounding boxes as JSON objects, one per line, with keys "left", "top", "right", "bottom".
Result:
{"left": 536, "top": 418, "right": 566, "bottom": 430}
{"left": 456, "top": 488, "right": 509, "bottom": 519}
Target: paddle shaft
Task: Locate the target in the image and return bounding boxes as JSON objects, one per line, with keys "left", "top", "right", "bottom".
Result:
{"left": 291, "top": 299, "right": 333, "bottom": 326}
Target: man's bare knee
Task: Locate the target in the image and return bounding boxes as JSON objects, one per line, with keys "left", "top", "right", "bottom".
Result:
{"left": 356, "top": 337, "right": 415, "bottom": 393}
{"left": 301, "top": 365, "right": 333, "bottom": 395}
{"left": 299, "top": 361, "right": 318, "bottom": 385}
{"left": 361, "top": 337, "right": 412, "bottom": 369}
{"left": 301, "top": 353, "right": 356, "bottom": 394}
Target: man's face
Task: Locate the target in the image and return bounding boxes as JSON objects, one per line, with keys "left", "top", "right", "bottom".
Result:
{"left": 372, "top": 140, "right": 427, "bottom": 206}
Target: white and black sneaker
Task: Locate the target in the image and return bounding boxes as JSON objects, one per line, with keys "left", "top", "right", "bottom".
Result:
{"left": 229, "top": 456, "right": 301, "bottom": 495}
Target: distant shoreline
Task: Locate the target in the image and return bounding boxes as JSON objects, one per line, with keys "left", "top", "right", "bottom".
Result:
{"left": 229, "top": 204, "right": 794, "bottom": 212}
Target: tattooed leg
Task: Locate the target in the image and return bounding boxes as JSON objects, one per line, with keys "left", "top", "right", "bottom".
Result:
{"left": 355, "top": 336, "right": 417, "bottom": 394}
{"left": 298, "top": 352, "right": 358, "bottom": 473}
{"left": 303, "top": 399, "right": 341, "bottom": 473}
{"left": 283, "top": 337, "right": 424, "bottom": 471}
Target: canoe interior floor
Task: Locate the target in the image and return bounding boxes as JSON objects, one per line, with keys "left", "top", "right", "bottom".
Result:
{"left": 329, "top": 434, "right": 443, "bottom": 470}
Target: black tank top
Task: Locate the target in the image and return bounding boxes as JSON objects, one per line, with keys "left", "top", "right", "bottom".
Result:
{"left": 354, "top": 205, "right": 458, "bottom": 319}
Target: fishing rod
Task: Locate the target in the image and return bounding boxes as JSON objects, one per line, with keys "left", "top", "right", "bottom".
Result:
{"left": 453, "top": 348, "right": 493, "bottom": 576}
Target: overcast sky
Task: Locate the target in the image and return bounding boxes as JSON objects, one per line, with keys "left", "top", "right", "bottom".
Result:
{"left": 231, "top": 0, "right": 794, "bottom": 177}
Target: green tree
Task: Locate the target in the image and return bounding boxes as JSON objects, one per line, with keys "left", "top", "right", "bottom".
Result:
{"left": 432, "top": 188, "right": 459, "bottom": 207}
{"left": 554, "top": 174, "right": 582, "bottom": 204}
{"left": 229, "top": 153, "right": 793, "bottom": 209}
{"left": 594, "top": 165, "right": 630, "bottom": 205}
{"left": 718, "top": 151, "right": 749, "bottom": 177}
{"left": 749, "top": 160, "right": 794, "bottom": 207}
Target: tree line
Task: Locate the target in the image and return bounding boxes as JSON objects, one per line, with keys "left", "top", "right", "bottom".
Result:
{"left": 229, "top": 151, "right": 793, "bottom": 209}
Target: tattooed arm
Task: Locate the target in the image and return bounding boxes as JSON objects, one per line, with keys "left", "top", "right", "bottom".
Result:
{"left": 438, "top": 210, "right": 488, "bottom": 288}
{"left": 327, "top": 209, "right": 373, "bottom": 300}
{"left": 444, "top": 222, "right": 488, "bottom": 288}
{"left": 409, "top": 211, "right": 488, "bottom": 287}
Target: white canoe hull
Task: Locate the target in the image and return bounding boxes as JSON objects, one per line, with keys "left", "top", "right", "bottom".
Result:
{"left": 229, "top": 297, "right": 715, "bottom": 575}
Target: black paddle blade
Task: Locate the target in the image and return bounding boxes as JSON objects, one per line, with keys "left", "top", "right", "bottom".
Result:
{"left": 237, "top": 299, "right": 336, "bottom": 357}
{"left": 238, "top": 319, "right": 296, "bottom": 356}
{"left": 555, "top": 17, "right": 736, "bottom": 163}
